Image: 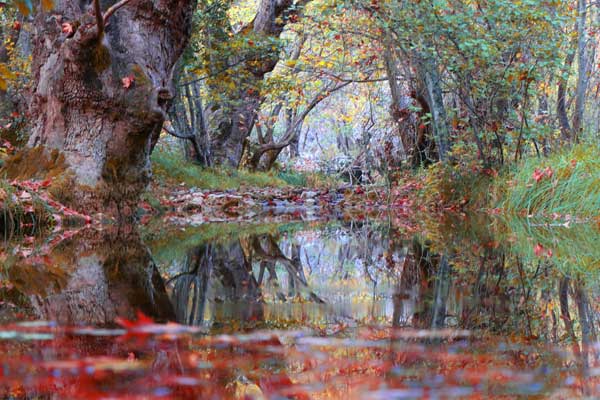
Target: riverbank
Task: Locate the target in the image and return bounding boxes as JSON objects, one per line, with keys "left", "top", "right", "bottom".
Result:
{"left": 414, "top": 144, "right": 599, "bottom": 223}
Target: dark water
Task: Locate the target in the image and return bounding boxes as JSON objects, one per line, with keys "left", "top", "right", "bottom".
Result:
{"left": 0, "top": 217, "right": 599, "bottom": 398}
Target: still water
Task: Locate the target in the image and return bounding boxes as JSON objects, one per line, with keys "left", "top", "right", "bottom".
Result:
{"left": 0, "top": 217, "right": 599, "bottom": 398}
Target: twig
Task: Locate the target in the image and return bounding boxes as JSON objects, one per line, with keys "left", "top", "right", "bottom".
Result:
{"left": 103, "top": 0, "right": 133, "bottom": 25}
{"left": 93, "top": 0, "right": 104, "bottom": 36}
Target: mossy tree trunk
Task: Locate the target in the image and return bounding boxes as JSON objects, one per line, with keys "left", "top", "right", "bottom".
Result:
{"left": 27, "top": 0, "right": 196, "bottom": 216}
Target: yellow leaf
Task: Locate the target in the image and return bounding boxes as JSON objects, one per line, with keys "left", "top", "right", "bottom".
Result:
{"left": 42, "top": 0, "right": 54, "bottom": 11}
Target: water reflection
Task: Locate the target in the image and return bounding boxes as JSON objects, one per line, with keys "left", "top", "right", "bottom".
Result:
{"left": 2, "top": 218, "right": 600, "bottom": 397}
{"left": 1, "top": 230, "right": 174, "bottom": 325}
{"left": 149, "top": 219, "right": 600, "bottom": 353}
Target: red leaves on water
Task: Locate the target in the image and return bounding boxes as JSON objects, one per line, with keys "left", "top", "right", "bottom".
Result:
{"left": 116, "top": 310, "right": 203, "bottom": 339}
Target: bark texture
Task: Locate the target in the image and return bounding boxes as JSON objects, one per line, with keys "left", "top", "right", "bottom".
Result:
{"left": 28, "top": 0, "right": 196, "bottom": 213}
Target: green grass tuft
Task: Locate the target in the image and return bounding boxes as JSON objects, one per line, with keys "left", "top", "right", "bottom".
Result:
{"left": 499, "top": 144, "right": 600, "bottom": 218}
{"left": 151, "top": 145, "right": 287, "bottom": 190}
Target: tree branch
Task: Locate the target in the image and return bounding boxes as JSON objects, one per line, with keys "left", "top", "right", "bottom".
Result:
{"left": 103, "top": 0, "right": 133, "bottom": 25}
{"left": 163, "top": 124, "right": 193, "bottom": 140}
{"left": 93, "top": 0, "right": 104, "bottom": 36}
{"left": 251, "top": 81, "right": 352, "bottom": 159}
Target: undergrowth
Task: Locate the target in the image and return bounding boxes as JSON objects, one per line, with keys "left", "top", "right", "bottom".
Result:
{"left": 499, "top": 144, "right": 600, "bottom": 218}
{"left": 152, "top": 145, "right": 340, "bottom": 190}
{"left": 151, "top": 146, "right": 287, "bottom": 190}
{"left": 277, "top": 170, "right": 340, "bottom": 188}
{"left": 414, "top": 144, "right": 599, "bottom": 219}
{"left": 0, "top": 180, "right": 53, "bottom": 238}
{"left": 414, "top": 162, "right": 498, "bottom": 211}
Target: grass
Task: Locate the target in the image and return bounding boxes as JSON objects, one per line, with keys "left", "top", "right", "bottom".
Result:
{"left": 151, "top": 145, "right": 287, "bottom": 190}
{"left": 151, "top": 145, "right": 342, "bottom": 190}
{"left": 499, "top": 144, "right": 600, "bottom": 218}
{"left": 412, "top": 143, "right": 599, "bottom": 219}
{"left": 503, "top": 217, "right": 600, "bottom": 276}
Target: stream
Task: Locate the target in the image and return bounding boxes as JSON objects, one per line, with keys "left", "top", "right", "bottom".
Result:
{"left": 0, "top": 216, "right": 599, "bottom": 398}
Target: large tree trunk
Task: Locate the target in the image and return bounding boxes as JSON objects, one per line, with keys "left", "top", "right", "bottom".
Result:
{"left": 27, "top": 0, "right": 195, "bottom": 215}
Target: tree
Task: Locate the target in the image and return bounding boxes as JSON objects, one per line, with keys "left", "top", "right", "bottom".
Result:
{"left": 194, "top": 0, "right": 309, "bottom": 168}
{"left": 24, "top": 0, "right": 196, "bottom": 216}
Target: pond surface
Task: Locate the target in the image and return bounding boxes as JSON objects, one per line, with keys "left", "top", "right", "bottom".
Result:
{"left": 0, "top": 217, "right": 599, "bottom": 398}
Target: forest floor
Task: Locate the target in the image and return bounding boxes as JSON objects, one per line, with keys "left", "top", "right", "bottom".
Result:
{"left": 0, "top": 144, "right": 598, "bottom": 235}
{"left": 140, "top": 179, "right": 421, "bottom": 226}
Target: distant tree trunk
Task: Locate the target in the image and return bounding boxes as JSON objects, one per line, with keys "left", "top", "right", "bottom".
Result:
{"left": 208, "top": 89, "right": 261, "bottom": 168}
{"left": 557, "top": 33, "right": 577, "bottom": 140}
{"left": 383, "top": 36, "right": 417, "bottom": 165}
{"left": 246, "top": 80, "right": 351, "bottom": 171}
{"left": 167, "top": 79, "right": 211, "bottom": 166}
{"left": 206, "top": 0, "right": 308, "bottom": 169}
{"left": 573, "top": 0, "right": 589, "bottom": 141}
{"left": 288, "top": 121, "right": 301, "bottom": 158}
{"left": 26, "top": 0, "right": 196, "bottom": 216}
{"left": 418, "top": 54, "right": 451, "bottom": 162}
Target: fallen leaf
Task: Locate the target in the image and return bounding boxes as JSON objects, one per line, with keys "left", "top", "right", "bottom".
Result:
{"left": 122, "top": 75, "right": 135, "bottom": 89}
{"left": 61, "top": 22, "right": 73, "bottom": 36}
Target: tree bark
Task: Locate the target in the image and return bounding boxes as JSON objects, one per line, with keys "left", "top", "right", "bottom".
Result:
{"left": 573, "top": 0, "right": 589, "bottom": 140}
{"left": 27, "top": 0, "right": 196, "bottom": 215}
{"left": 419, "top": 55, "right": 451, "bottom": 162}
{"left": 557, "top": 31, "right": 577, "bottom": 141}
{"left": 383, "top": 36, "right": 417, "bottom": 165}
{"left": 206, "top": 0, "right": 307, "bottom": 168}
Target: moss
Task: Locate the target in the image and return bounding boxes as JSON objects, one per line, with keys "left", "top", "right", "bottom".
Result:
{"left": 2, "top": 147, "right": 67, "bottom": 181}
{"left": 151, "top": 145, "right": 289, "bottom": 189}
{"left": 131, "top": 64, "right": 151, "bottom": 87}
{"left": 0, "top": 180, "right": 55, "bottom": 238}
{"left": 1, "top": 147, "right": 98, "bottom": 216}
{"left": 92, "top": 43, "right": 111, "bottom": 74}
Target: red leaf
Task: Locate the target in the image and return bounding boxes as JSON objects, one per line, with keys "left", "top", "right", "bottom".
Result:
{"left": 61, "top": 22, "right": 73, "bottom": 36}
{"left": 533, "top": 243, "right": 545, "bottom": 257}
{"left": 121, "top": 75, "right": 135, "bottom": 89}
{"left": 532, "top": 168, "right": 544, "bottom": 183}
